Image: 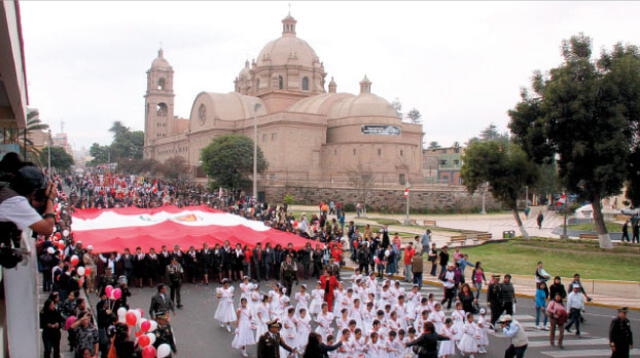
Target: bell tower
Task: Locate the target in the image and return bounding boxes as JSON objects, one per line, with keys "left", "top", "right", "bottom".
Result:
{"left": 144, "top": 48, "right": 175, "bottom": 158}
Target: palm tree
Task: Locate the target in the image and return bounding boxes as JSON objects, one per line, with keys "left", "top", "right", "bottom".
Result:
{"left": 10, "top": 108, "right": 49, "bottom": 163}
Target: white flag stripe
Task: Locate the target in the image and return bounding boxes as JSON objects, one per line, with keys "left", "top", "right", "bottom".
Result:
{"left": 528, "top": 338, "right": 609, "bottom": 348}
{"left": 72, "top": 210, "right": 270, "bottom": 232}
{"left": 541, "top": 348, "right": 640, "bottom": 358}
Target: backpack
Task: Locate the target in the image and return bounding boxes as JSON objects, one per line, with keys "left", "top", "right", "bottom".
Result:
{"left": 438, "top": 270, "right": 446, "bottom": 282}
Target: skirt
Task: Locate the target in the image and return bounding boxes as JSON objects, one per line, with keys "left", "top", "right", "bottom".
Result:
{"left": 232, "top": 325, "right": 256, "bottom": 348}
{"left": 214, "top": 299, "right": 237, "bottom": 323}
{"left": 438, "top": 340, "right": 456, "bottom": 357}
{"left": 457, "top": 334, "right": 478, "bottom": 354}
{"left": 309, "top": 300, "right": 322, "bottom": 316}
{"left": 255, "top": 322, "right": 268, "bottom": 342}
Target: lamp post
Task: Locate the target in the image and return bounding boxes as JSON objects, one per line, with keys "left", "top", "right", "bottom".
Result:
{"left": 403, "top": 181, "right": 411, "bottom": 225}
{"left": 481, "top": 182, "right": 488, "bottom": 214}
{"left": 47, "top": 129, "right": 52, "bottom": 174}
{"left": 252, "top": 103, "right": 261, "bottom": 202}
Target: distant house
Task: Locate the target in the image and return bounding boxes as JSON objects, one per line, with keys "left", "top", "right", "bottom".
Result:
{"left": 422, "top": 145, "right": 464, "bottom": 185}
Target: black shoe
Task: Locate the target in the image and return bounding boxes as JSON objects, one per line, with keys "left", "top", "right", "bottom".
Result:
{"left": 177, "top": 304, "right": 184, "bottom": 309}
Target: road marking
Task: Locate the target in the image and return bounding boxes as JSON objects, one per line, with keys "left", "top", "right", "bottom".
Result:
{"left": 490, "top": 331, "right": 591, "bottom": 338}
{"left": 528, "top": 338, "right": 608, "bottom": 348}
{"left": 541, "top": 348, "right": 640, "bottom": 357}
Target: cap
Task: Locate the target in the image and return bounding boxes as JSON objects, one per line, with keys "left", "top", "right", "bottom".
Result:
{"left": 492, "top": 274, "right": 501, "bottom": 278}
{"left": 618, "top": 307, "right": 629, "bottom": 313}
{"left": 267, "top": 319, "right": 282, "bottom": 329}
{"left": 572, "top": 284, "right": 581, "bottom": 289}
{"left": 500, "top": 314, "right": 513, "bottom": 322}
{"left": 479, "top": 308, "right": 486, "bottom": 314}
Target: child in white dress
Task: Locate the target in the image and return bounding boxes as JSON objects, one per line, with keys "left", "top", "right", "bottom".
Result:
{"left": 231, "top": 298, "right": 256, "bottom": 357}
{"left": 457, "top": 313, "right": 479, "bottom": 358}
{"left": 386, "top": 330, "right": 404, "bottom": 358}
{"left": 309, "top": 282, "right": 324, "bottom": 318}
{"left": 315, "top": 303, "right": 335, "bottom": 341}
{"left": 428, "top": 303, "right": 446, "bottom": 334}
{"left": 295, "top": 308, "right": 312, "bottom": 351}
{"left": 438, "top": 318, "right": 456, "bottom": 358}
{"left": 403, "top": 327, "right": 418, "bottom": 358}
{"left": 294, "top": 284, "right": 311, "bottom": 315}
{"left": 476, "top": 309, "right": 489, "bottom": 354}
{"left": 281, "top": 307, "right": 298, "bottom": 358}
{"left": 367, "top": 332, "right": 386, "bottom": 358}
{"left": 451, "top": 302, "right": 466, "bottom": 341}
{"left": 214, "top": 280, "right": 237, "bottom": 332}
{"left": 254, "top": 295, "right": 270, "bottom": 342}
{"left": 239, "top": 276, "right": 252, "bottom": 301}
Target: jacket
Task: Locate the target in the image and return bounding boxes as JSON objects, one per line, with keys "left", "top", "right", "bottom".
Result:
{"left": 411, "top": 255, "right": 423, "bottom": 273}
{"left": 257, "top": 332, "right": 294, "bottom": 358}
{"left": 149, "top": 292, "right": 175, "bottom": 317}
{"left": 406, "top": 332, "right": 449, "bottom": 358}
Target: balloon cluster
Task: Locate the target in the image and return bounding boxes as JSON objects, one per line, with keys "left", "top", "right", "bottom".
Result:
{"left": 114, "top": 305, "right": 172, "bottom": 358}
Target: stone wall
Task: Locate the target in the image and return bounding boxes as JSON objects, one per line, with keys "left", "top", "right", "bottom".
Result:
{"left": 263, "top": 184, "right": 501, "bottom": 212}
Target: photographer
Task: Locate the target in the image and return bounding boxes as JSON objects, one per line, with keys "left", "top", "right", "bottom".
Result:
{"left": 500, "top": 315, "right": 528, "bottom": 358}
{"left": 0, "top": 157, "right": 58, "bottom": 267}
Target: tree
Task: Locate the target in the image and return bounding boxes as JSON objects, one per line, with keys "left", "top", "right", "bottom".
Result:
{"left": 509, "top": 34, "right": 637, "bottom": 248}
{"left": 200, "top": 134, "right": 267, "bottom": 190}
{"left": 39, "top": 146, "right": 74, "bottom": 172}
{"left": 159, "top": 156, "right": 190, "bottom": 182}
{"left": 407, "top": 108, "right": 422, "bottom": 124}
{"left": 427, "top": 141, "right": 441, "bottom": 149}
{"left": 88, "top": 143, "right": 110, "bottom": 165}
{"left": 346, "top": 163, "right": 375, "bottom": 215}
{"left": 461, "top": 140, "right": 539, "bottom": 238}
{"left": 117, "top": 158, "right": 162, "bottom": 176}
{"left": 390, "top": 98, "right": 403, "bottom": 119}
{"left": 109, "top": 121, "right": 144, "bottom": 161}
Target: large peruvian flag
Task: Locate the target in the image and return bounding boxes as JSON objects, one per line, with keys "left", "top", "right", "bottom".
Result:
{"left": 72, "top": 205, "right": 314, "bottom": 253}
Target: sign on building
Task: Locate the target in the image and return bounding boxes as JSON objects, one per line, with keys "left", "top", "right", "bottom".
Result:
{"left": 361, "top": 125, "right": 401, "bottom": 135}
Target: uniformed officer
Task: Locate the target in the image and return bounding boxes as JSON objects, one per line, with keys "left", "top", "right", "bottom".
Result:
{"left": 154, "top": 312, "right": 177, "bottom": 357}
{"left": 257, "top": 319, "right": 296, "bottom": 358}
{"left": 487, "top": 274, "right": 502, "bottom": 329}
{"left": 166, "top": 257, "right": 184, "bottom": 309}
{"left": 280, "top": 254, "right": 298, "bottom": 297}
{"left": 610, "top": 307, "right": 633, "bottom": 358}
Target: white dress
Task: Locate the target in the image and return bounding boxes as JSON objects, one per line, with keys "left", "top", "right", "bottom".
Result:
{"left": 403, "top": 336, "right": 417, "bottom": 358}
{"left": 428, "top": 311, "right": 445, "bottom": 334}
{"left": 309, "top": 289, "right": 324, "bottom": 316}
{"left": 232, "top": 307, "right": 256, "bottom": 348}
{"left": 280, "top": 316, "right": 297, "bottom": 358}
{"left": 451, "top": 310, "right": 466, "bottom": 341}
{"left": 294, "top": 292, "right": 311, "bottom": 314}
{"left": 477, "top": 315, "right": 489, "bottom": 347}
{"left": 457, "top": 322, "right": 479, "bottom": 354}
{"left": 367, "top": 340, "right": 386, "bottom": 358}
{"left": 255, "top": 303, "right": 270, "bottom": 341}
{"left": 239, "top": 282, "right": 252, "bottom": 301}
{"left": 315, "top": 311, "right": 334, "bottom": 340}
{"left": 214, "top": 286, "right": 237, "bottom": 323}
{"left": 295, "top": 314, "right": 312, "bottom": 350}
{"left": 437, "top": 326, "right": 456, "bottom": 357}
{"left": 386, "top": 338, "right": 404, "bottom": 358}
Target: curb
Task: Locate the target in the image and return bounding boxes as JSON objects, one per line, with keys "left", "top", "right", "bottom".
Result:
{"left": 341, "top": 265, "right": 640, "bottom": 311}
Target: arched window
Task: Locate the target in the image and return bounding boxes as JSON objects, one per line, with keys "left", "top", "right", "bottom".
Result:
{"left": 256, "top": 78, "right": 260, "bottom": 90}
{"left": 157, "top": 78, "right": 166, "bottom": 90}
{"left": 278, "top": 75, "right": 284, "bottom": 90}
{"left": 156, "top": 103, "right": 168, "bottom": 116}
{"left": 302, "top": 77, "right": 309, "bottom": 91}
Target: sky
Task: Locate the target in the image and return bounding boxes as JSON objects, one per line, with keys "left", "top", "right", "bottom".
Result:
{"left": 19, "top": 1, "right": 640, "bottom": 152}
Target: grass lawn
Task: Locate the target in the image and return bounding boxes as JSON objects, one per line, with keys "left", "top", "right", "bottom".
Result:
{"left": 567, "top": 221, "right": 623, "bottom": 232}
{"left": 462, "top": 237, "right": 640, "bottom": 281}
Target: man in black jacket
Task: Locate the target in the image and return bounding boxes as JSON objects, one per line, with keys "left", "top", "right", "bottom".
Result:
{"left": 487, "top": 274, "right": 502, "bottom": 328}
{"left": 149, "top": 284, "right": 175, "bottom": 319}
{"left": 405, "top": 322, "right": 449, "bottom": 358}
{"left": 609, "top": 307, "right": 633, "bottom": 358}
{"left": 252, "top": 243, "right": 264, "bottom": 281}
{"left": 257, "top": 320, "right": 296, "bottom": 358}
{"left": 263, "top": 243, "right": 275, "bottom": 280}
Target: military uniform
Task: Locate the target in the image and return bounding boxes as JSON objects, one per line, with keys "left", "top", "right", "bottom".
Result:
{"left": 609, "top": 310, "right": 633, "bottom": 358}
{"left": 154, "top": 318, "right": 177, "bottom": 357}
{"left": 257, "top": 331, "right": 294, "bottom": 358}
{"left": 487, "top": 276, "right": 502, "bottom": 327}
{"left": 280, "top": 261, "right": 297, "bottom": 297}
{"left": 166, "top": 262, "right": 184, "bottom": 308}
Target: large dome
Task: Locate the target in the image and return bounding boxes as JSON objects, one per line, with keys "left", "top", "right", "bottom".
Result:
{"left": 328, "top": 93, "right": 399, "bottom": 119}
{"left": 256, "top": 14, "right": 320, "bottom": 69}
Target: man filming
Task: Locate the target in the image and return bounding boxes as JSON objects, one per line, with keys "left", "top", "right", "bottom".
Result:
{"left": 500, "top": 314, "right": 528, "bottom": 358}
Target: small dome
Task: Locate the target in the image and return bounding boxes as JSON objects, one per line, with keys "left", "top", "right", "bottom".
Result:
{"left": 238, "top": 60, "right": 251, "bottom": 79}
{"left": 288, "top": 93, "right": 354, "bottom": 115}
{"left": 191, "top": 92, "right": 267, "bottom": 122}
{"left": 328, "top": 93, "right": 399, "bottom": 119}
{"left": 151, "top": 49, "right": 172, "bottom": 70}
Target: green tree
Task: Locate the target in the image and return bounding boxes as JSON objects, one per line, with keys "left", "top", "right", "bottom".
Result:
{"left": 109, "top": 121, "right": 144, "bottom": 161}
{"left": 461, "top": 140, "right": 539, "bottom": 238}
{"left": 509, "top": 34, "right": 637, "bottom": 248}
{"left": 159, "top": 156, "right": 190, "bottom": 182}
{"left": 200, "top": 134, "right": 267, "bottom": 190}
{"left": 39, "top": 146, "right": 74, "bottom": 172}
{"left": 88, "top": 143, "right": 110, "bottom": 165}
{"left": 407, "top": 108, "right": 422, "bottom": 124}
{"left": 427, "top": 141, "right": 441, "bottom": 149}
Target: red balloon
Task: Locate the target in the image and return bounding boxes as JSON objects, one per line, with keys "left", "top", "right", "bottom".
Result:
{"left": 141, "top": 345, "right": 156, "bottom": 358}
{"left": 70, "top": 257, "right": 79, "bottom": 267}
{"left": 54, "top": 232, "right": 62, "bottom": 239}
{"left": 135, "top": 331, "right": 143, "bottom": 337}
{"left": 125, "top": 312, "right": 137, "bottom": 326}
{"left": 84, "top": 267, "right": 92, "bottom": 276}
{"left": 140, "top": 320, "right": 151, "bottom": 333}
{"left": 138, "top": 334, "right": 150, "bottom": 347}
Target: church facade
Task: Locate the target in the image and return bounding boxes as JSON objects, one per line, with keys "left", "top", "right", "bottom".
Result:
{"left": 143, "top": 14, "right": 424, "bottom": 188}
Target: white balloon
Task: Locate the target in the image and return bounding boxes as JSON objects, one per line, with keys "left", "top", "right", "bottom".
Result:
{"left": 117, "top": 315, "right": 126, "bottom": 324}
{"left": 133, "top": 309, "right": 142, "bottom": 321}
{"left": 117, "top": 307, "right": 127, "bottom": 317}
{"left": 77, "top": 267, "right": 85, "bottom": 276}
{"left": 62, "top": 229, "right": 69, "bottom": 237}
{"left": 146, "top": 332, "right": 156, "bottom": 346}
{"left": 148, "top": 320, "right": 158, "bottom": 332}
{"left": 47, "top": 247, "right": 55, "bottom": 254}
{"left": 157, "top": 343, "right": 171, "bottom": 358}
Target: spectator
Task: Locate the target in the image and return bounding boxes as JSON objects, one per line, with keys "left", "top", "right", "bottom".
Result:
{"left": 565, "top": 284, "right": 586, "bottom": 336}
{"left": 438, "top": 246, "right": 449, "bottom": 276}
{"left": 549, "top": 276, "right": 567, "bottom": 302}
{"left": 40, "top": 299, "right": 64, "bottom": 358}
{"left": 471, "top": 262, "right": 486, "bottom": 300}
{"left": 535, "top": 282, "right": 549, "bottom": 330}
{"left": 500, "top": 274, "right": 516, "bottom": 316}
{"left": 70, "top": 312, "right": 99, "bottom": 358}
{"left": 403, "top": 243, "right": 415, "bottom": 282}
{"left": 500, "top": 315, "right": 528, "bottom": 358}
{"left": 421, "top": 229, "right": 431, "bottom": 255}
{"left": 609, "top": 307, "right": 633, "bottom": 358}
{"left": 411, "top": 252, "right": 424, "bottom": 289}
{"left": 428, "top": 243, "right": 438, "bottom": 276}
{"left": 546, "top": 293, "right": 568, "bottom": 348}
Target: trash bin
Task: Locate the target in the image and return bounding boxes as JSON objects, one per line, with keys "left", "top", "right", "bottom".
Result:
{"left": 503, "top": 230, "right": 515, "bottom": 239}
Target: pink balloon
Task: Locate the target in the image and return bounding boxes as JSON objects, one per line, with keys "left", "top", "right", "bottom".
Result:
{"left": 141, "top": 345, "right": 156, "bottom": 358}
{"left": 140, "top": 319, "right": 151, "bottom": 333}
{"left": 105, "top": 285, "right": 114, "bottom": 298}
{"left": 65, "top": 316, "right": 77, "bottom": 330}
{"left": 113, "top": 288, "right": 122, "bottom": 300}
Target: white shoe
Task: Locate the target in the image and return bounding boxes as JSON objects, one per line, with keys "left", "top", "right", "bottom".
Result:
{"left": 219, "top": 322, "right": 225, "bottom": 328}
{"left": 226, "top": 325, "right": 232, "bottom": 333}
{"left": 241, "top": 350, "right": 248, "bottom": 357}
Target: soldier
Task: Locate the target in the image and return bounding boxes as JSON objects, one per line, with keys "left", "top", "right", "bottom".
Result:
{"left": 280, "top": 254, "right": 298, "bottom": 297}
{"left": 166, "top": 257, "right": 184, "bottom": 309}
{"left": 153, "top": 312, "right": 177, "bottom": 357}
{"left": 610, "top": 307, "right": 633, "bottom": 358}
{"left": 257, "top": 319, "right": 296, "bottom": 358}
{"left": 487, "top": 274, "right": 502, "bottom": 329}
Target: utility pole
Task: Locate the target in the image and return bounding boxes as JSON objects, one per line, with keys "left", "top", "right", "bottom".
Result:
{"left": 403, "top": 183, "right": 411, "bottom": 225}
{"left": 47, "top": 129, "right": 52, "bottom": 174}
{"left": 481, "top": 183, "right": 487, "bottom": 214}
{"left": 252, "top": 103, "right": 261, "bottom": 202}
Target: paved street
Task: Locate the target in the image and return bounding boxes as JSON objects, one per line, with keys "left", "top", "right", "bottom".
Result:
{"left": 117, "top": 269, "right": 640, "bottom": 358}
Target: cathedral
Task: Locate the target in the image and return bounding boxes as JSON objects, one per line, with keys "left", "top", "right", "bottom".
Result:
{"left": 143, "top": 13, "right": 424, "bottom": 189}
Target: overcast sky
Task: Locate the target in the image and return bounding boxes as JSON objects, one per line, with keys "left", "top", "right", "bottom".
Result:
{"left": 19, "top": 1, "right": 639, "bottom": 151}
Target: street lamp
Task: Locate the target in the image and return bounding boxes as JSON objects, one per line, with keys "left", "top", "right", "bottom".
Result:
{"left": 252, "top": 103, "right": 261, "bottom": 202}
{"left": 47, "top": 129, "right": 52, "bottom": 174}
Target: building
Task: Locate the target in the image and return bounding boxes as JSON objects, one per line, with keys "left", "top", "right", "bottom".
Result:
{"left": 144, "top": 13, "right": 424, "bottom": 190}
{"left": 422, "top": 145, "right": 464, "bottom": 185}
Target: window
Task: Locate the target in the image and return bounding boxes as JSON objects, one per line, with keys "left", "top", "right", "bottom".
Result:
{"left": 262, "top": 134, "right": 267, "bottom": 142}
{"left": 278, "top": 76, "right": 284, "bottom": 90}
{"left": 377, "top": 148, "right": 382, "bottom": 156}
{"left": 157, "top": 78, "right": 166, "bottom": 90}
{"left": 334, "top": 149, "right": 337, "bottom": 155}
{"left": 399, "top": 174, "right": 406, "bottom": 185}
{"left": 353, "top": 148, "right": 356, "bottom": 155}
{"left": 400, "top": 149, "right": 404, "bottom": 156}
{"left": 442, "top": 175, "right": 449, "bottom": 183}
{"left": 256, "top": 78, "right": 260, "bottom": 89}
{"left": 454, "top": 159, "right": 460, "bottom": 165}
{"left": 439, "top": 160, "right": 447, "bottom": 166}
{"left": 271, "top": 133, "right": 277, "bottom": 141}
{"left": 156, "top": 103, "right": 168, "bottom": 116}
{"left": 302, "top": 77, "right": 309, "bottom": 91}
